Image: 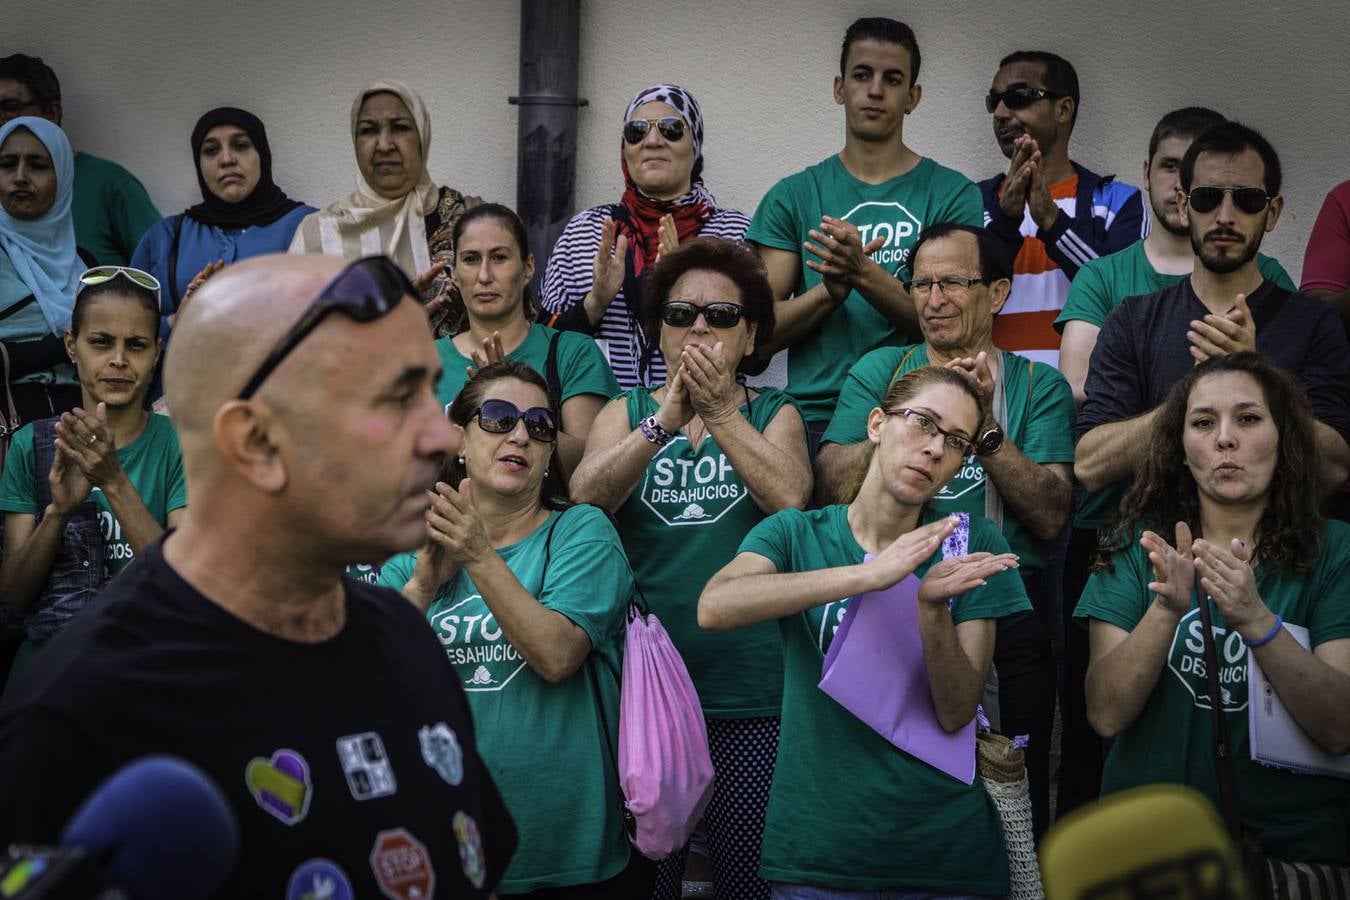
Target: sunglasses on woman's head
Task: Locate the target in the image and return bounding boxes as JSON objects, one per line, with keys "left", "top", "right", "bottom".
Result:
{"left": 474, "top": 398, "right": 557, "bottom": 443}
{"left": 660, "top": 301, "right": 744, "bottom": 329}
{"left": 1185, "top": 186, "right": 1272, "bottom": 215}
{"left": 78, "top": 266, "right": 162, "bottom": 300}
{"left": 623, "top": 117, "right": 685, "bottom": 145}
{"left": 237, "top": 255, "right": 415, "bottom": 400}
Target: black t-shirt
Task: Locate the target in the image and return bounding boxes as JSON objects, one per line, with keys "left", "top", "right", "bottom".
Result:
{"left": 0, "top": 539, "right": 517, "bottom": 898}
{"left": 1078, "top": 278, "right": 1350, "bottom": 439}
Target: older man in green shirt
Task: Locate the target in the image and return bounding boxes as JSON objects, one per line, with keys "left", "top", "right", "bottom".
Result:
{"left": 816, "top": 221, "right": 1075, "bottom": 837}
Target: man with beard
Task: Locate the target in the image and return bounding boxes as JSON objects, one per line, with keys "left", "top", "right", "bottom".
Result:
{"left": 1052, "top": 111, "right": 1299, "bottom": 818}
{"left": 747, "top": 16, "right": 982, "bottom": 452}
{"left": 979, "top": 51, "right": 1145, "bottom": 370}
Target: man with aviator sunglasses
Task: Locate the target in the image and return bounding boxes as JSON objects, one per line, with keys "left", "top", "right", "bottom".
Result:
{"left": 0, "top": 254, "right": 520, "bottom": 897}
{"left": 978, "top": 50, "right": 1144, "bottom": 371}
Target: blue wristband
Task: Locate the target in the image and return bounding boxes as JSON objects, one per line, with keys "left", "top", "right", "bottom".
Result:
{"left": 1242, "top": 614, "right": 1283, "bottom": 648}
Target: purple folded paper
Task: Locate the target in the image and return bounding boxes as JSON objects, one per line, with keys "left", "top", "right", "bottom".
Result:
{"left": 818, "top": 565, "right": 976, "bottom": 783}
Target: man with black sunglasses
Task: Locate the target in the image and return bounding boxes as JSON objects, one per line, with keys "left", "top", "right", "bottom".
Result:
{"left": 978, "top": 50, "right": 1144, "bottom": 371}
{"left": 0, "top": 254, "right": 518, "bottom": 897}
{"left": 745, "top": 17, "right": 983, "bottom": 452}
{"left": 1076, "top": 119, "right": 1350, "bottom": 520}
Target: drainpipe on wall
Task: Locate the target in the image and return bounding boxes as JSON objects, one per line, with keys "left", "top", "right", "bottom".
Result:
{"left": 510, "top": 0, "right": 587, "bottom": 296}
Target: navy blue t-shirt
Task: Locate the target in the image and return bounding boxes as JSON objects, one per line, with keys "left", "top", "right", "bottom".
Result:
{"left": 1078, "top": 278, "right": 1350, "bottom": 440}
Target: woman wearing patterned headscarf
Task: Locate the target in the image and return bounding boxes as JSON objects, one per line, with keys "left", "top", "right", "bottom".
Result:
{"left": 541, "top": 84, "right": 749, "bottom": 389}
{"left": 290, "top": 80, "right": 481, "bottom": 336}
{"left": 131, "top": 106, "right": 315, "bottom": 323}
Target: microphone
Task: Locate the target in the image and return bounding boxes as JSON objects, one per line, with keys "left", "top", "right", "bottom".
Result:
{"left": 0, "top": 756, "right": 239, "bottom": 900}
{"left": 1040, "top": 785, "right": 1250, "bottom": 900}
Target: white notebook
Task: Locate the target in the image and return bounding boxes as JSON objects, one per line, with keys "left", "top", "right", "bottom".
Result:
{"left": 1247, "top": 621, "right": 1350, "bottom": 779}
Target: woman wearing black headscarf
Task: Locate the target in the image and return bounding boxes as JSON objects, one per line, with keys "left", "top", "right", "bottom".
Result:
{"left": 131, "top": 107, "right": 315, "bottom": 324}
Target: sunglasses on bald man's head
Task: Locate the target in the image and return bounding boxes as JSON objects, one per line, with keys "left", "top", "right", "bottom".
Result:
{"left": 623, "top": 117, "right": 686, "bottom": 145}
{"left": 237, "top": 255, "right": 415, "bottom": 400}
{"left": 474, "top": 398, "right": 557, "bottom": 443}
{"left": 985, "top": 84, "right": 1064, "bottom": 114}
{"left": 1185, "top": 186, "right": 1273, "bottom": 215}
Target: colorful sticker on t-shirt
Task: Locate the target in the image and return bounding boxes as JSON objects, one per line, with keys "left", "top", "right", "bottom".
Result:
{"left": 418, "top": 722, "right": 464, "bottom": 786}
{"left": 287, "top": 858, "right": 354, "bottom": 900}
{"left": 336, "top": 732, "right": 398, "bottom": 801}
{"left": 244, "top": 748, "right": 312, "bottom": 825}
{"left": 453, "top": 811, "right": 487, "bottom": 890}
{"left": 430, "top": 594, "right": 527, "bottom": 691}
{"left": 638, "top": 443, "right": 749, "bottom": 526}
{"left": 1167, "top": 606, "right": 1250, "bottom": 712}
{"left": 369, "top": 828, "right": 436, "bottom": 900}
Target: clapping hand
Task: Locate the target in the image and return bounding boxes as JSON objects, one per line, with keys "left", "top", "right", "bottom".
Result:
{"left": 1140, "top": 522, "right": 1195, "bottom": 615}
{"left": 918, "top": 551, "right": 1019, "bottom": 606}
{"left": 425, "top": 479, "right": 493, "bottom": 567}
{"left": 680, "top": 341, "right": 738, "bottom": 424}
{"left": 805, "top": 216, "right": 884, "bottom": 304}
{"left": 864, "top": 516, "right": 958, "bottom": 591}
{"left": 1192, "top": 537, "right": 1271, "bottom": 636}
{"left": 1188, "top": 294, "right": 1256, "bottom": 364}
{"left": 591, "top": 219, "right": 629, "bottom": 309}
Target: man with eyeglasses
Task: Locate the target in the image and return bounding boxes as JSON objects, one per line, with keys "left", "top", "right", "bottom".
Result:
{"left": 816, "top": 222, "right": 1075, "bottom": 837}
{"left": 1051, "top": 109, "right": 1297, "bottom": 818}
{"left": 745, "top": 17, "right": 982, "bottom": 452}
{"left": 0, "top": 254, "right": 518, "bottom": 897}
{"left": 1076, "top": 119, "right": 1350, "bottom": 511}
{"left": 0, "top": 54, "right": 159, "bottom": 266}
{"left": 979, "top": 50, "right": 1145, "bottom": 371}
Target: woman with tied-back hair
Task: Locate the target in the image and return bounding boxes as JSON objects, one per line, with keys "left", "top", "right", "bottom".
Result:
{"left": 1077, "top": 351, "right": 1350, "bottom": 866}
{"left": 381, "top": 360, "right": 651, "bottom": 897}
{"left": 698, "top": 365, "right": 1029, "bottom": 898}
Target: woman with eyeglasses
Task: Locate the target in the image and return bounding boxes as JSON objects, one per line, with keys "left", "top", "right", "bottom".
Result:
{"left": 0, "top": 266, "right": 186, "bottom": 687}
{"left": 541, "top": 83, "right": 750, "bottom": 389}
{"left": 291, "top": 80, "right": 480, "bottom": 337}
{"left": 131, "top": 107, "right": 315, "bottom": 330}
{"left": 697, "top": 366, "right": 1031, "bottom": 899}
{"left": 0, "top": 117, "right": 86, "bottom": 424}
{"left": 1077, "top": 353, "right": 1350, "bottom": 868}
{"left": 571, "top": 236, "right": 810, "bottom": 900}
{"left": 381, "top": 360, "right": 649, "bottom": 898}
{"left": 435, "top": 204, "right": 618, "bottom": 478}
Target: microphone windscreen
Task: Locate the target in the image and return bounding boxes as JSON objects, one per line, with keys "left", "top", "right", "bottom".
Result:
{"left": 61, "top": 755, "right": 239, "bottom": 900}
{"left": 1040, "top": 785, "right": 1250, "bottom": 900}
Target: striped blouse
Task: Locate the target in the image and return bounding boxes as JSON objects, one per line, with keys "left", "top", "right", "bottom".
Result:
{"left": 540, "top": 204, "right": 751, "bottom": 389}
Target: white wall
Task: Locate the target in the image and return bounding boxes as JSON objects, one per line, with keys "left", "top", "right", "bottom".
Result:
{"left": 20, "top": 0, "right": 1349, "bottom": 281}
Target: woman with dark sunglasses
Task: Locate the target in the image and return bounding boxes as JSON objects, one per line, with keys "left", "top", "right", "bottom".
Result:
{"left": 381, "top": 360, "right": 650, "bottom": 898}
{"left": 541, "top": 84, "right": 750, "bottom": 390}
{"left": 696, "top": 366, "right": 1030, "bottom": 899}
{"left": 434, "top": 204, "right": 619, "bottom": 478}
{"left": 0, "top": 267, "right": 186, "bottom": 689}
{"left": 571, "top": 237, "right": 811, "bottom": 900}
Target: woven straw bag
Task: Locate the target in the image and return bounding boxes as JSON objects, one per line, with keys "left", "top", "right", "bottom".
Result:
{"left": 977, "top": 730, "right": 1044, "bottom": 900}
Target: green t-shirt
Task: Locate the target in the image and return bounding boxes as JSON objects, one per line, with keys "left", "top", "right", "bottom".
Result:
{"left": 0, "top": 414, "right": 187, "bottom": 576}
{"left": 1075, "top": 521, "right": 1350, "bottom": 864}
{"left": 379, "top": 504, "right": 631, "bottom": 892}
{"left": 614, "top": 386, "right": 796, "bottom": 717}
{"left": 434, "top": 322, "right": 620, "bottom": 413}
{"left": 71, "top": 152, "right": 161, "bottom": 266}
{"left": 1054, "top": 242, "right": 1294, "bottom": 529}
{"left": 820, "top": 344, "right": 1075, "bottom": 572}
{"left": 745, "top": 155, "right": 983, "bottom": 422}
{"left": 738, "top": 504, "right": 1031, "bottom": 893}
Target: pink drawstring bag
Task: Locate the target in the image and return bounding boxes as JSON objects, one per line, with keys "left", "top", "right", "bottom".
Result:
{"left": 616, "top": 605, "right": 715, "bottom": 860}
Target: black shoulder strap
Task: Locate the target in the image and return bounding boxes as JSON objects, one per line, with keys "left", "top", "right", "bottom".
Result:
{"left": 545, "top": 330, "right": 563, "bottom": 408}
{"left": 0, "top": 294, "right": 37, "bottom": 323}
{"left": 166, "top": 214, "right": 186, "bottom": 310}
{"left": 1196, "top": 570, "right": 1244, "bottom": 839}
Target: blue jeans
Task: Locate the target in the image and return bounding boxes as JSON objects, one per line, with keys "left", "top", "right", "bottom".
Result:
{"left": 771, "top": 885, "right": 1000, "bottom": 900}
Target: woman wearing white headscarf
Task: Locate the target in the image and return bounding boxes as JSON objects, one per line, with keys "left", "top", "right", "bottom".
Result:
{"left": 0, "top": 116, "right": 82, "bottom": 422}
{"left": 290, "top": 79, "right": 480, "bottom": 335}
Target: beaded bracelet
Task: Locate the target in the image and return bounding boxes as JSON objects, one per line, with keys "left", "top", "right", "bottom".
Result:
{"left": 1242, "top": 614, "right": 1283, "bottom": 649}
{"left": 639, "top": 414, "right": 676, "bottom": 447}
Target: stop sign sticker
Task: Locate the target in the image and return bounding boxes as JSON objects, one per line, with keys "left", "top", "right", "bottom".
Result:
{"left": 369, "top": 828, "right": 436, "bottom": 900}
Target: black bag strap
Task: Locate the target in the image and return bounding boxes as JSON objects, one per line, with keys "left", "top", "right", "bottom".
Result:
{"left": 544, "top": 330, "right": 563, "bottom": 409}
{"left": 166, "top": 214, "right": 186, "bottom": 310}
{"left": 0, "top": 294, "right": 37, "bottom": 323}
{"left": 1195, "top": 570, "right": 1245, "bottom": 838}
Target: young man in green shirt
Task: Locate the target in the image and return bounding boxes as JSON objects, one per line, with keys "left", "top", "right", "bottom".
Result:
{"left": 745, "top": 17, "right": 983, "bottom": 446}
{"left": 817, "top": 223, "right": 1075, "bottom": 837}
{"left": 0, "top": 54, "right": 160, "bottom": 265}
